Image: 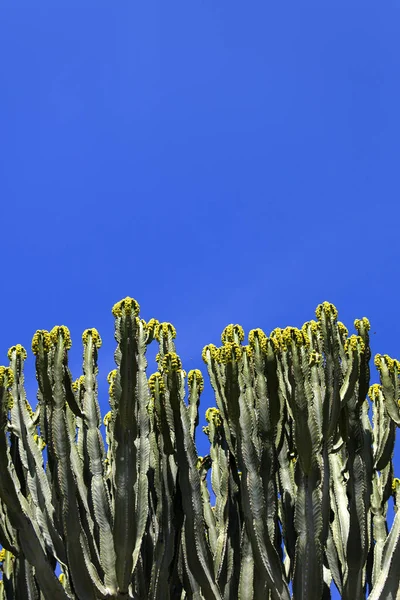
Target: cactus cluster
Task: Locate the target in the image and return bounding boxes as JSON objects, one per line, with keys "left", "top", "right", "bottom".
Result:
{"left": 0, "top": 298, "right": 399, "bottom": 599}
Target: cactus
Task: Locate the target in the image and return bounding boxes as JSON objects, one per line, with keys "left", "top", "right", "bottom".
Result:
{"left": 0, "top": 299, "right": 399, "bottom": 599}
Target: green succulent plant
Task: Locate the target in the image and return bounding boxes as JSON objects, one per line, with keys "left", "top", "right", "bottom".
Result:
{"left": 0, "top": 298, "right": 399, "bottom": 599}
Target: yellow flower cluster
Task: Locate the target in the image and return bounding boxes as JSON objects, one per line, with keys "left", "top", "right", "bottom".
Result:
{"left": 50, "top": 326, "right": 72, "bottom": 350}
{"left": 282, "top": 327, "right": 309, "bottom": 348}
{"left": 315, "top": 301, "right": 338, "bottom": 321}
{"left": 219, "top": 342, "right": 242, "bottom": 364}
{"left": 337, "top": 322, "right": 349, "bottom": 338}
{"left": 242, "top": 345, "right": 253, "bottom": 359}
{"left": 221, "top": 324, "right": 245, "bottom": 344}
{"left": 205, "top": 407, "right": 222, "bottom": 426}
{"left": 148, "top": 372, "right": 165, "bottom": 396}
{"left": 368, "top": 383, "right": 382, "bottom": 402}
{"left": 31, "top": 330, "right": 51, "bottom": 355}
{"left": 354, "top": 317, "right": 371, "bottom": 332}
{"left": 0, "top": 366, "right": 14, "bottom": 388}
{"left": 135, "top": 317, "right": 147, "bottom": 330}
{"left": 344, "top": 335, "right": 365, "bottom": 356}
{"left": 162, "top": 352, "right": 182, "bottom": 373}
{"left": 392, "top": 477, "right": 400, "bottom": 493}
{"left": 270, "top": 328, "right": 286, "bottom": 352}
{"left": 301, "top": 320, "right": 320, "bottom": 337}
{"left": 25, "top": 399, "right": 34, "bottom": 418}
{"left": 309, "top": 350, "right": 322, "bottom": 366}
{"left": 0, "top": 549, "right": 5, "bottom": 562}
{"left": 33, "top": 434, "right": 46, "bottom": 451}
{"left": 111, "top": 297, "right": 140, "bottom": 317}
{"left": 374, "top": 354, "right": 400, "bottom": 373}
{"left": 154, "top": 322, "right": 177, "bottom": 342}
{"left": 196, "top": 456, "right": 204, "bottom": 470}
{"left": 107, "top": 369, "right": 117, "bottom": 384}
{"left": 7, "top": 344, "right": 27, "bottom": 361}
{"left": 107, "top": 369, "right": 118, "bottom": 397}
{"left": 188, "top": 369, "right": 204, "bottom": 392}
{"left": 82, "top": 328, "right": 102, "bottom": 348}
{"left": 248, "top": 328, "right": 268, "bottom": 353}
{"left": 146, "top": 318, "right": 160, "bottom": 336}
{"left": 103, "top": 410, "right": 112, "bottom": 426}
{"left": 201, "top": 344, "right": 220, "bottom": 364}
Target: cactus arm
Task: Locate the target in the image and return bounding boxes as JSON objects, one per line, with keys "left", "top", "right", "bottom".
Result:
{"left": 10, "top": 346, "right": 67, "bottom": 566}
{"left": 237, "top": 387, "right": 290, "bottom": 600}
{"left": 202, "top": 347, "right": 235, "bottom": 456}
{"left": 165, "top": 357, "right": 222, "bottom": 600}
{"left": 284, "top": 331, "right": 326, "bottom": 600}
{"left": 80, "top": 330, "right": 118, "bottom": 594}
{"left": 292, "top": 461, "right": 323, "bottom": 600}
{"left": 328, "top": 447, "right": 349, "bottom": 579}
{"left": 238, "top": 524, "right": 254, "bottom": 600}
{"left": 180, "top": 520, "right": 204, "bottom": 599}
{"left": 370, "top": 384, "right": 396, "bottom": 471}
{"left": 325, "top": 526, "right": 343, "bottom": 595}
{"left": 197, "top": 455, "right": 217, "bottom": 555}
{"left": 187, "top": 370, "right": 202, "bottom": 441}
{"left": 367, "top": 481, "right": 400, "bottom": 600}
{"left": 0, "top": 366, "right": 70, "bottom": 600}
{"left": 375, "top": 355, "right": 400, "bottom": 426}
{"left": 370, "top": 466, "right": 391, "bottom": 588}
{"left": 111, "top": 303, "right": 142, "bottom": 592}
{"left": 131, "top": 320, "right": 151, "bottom": 578}
{"left": 15, "top": 556, "right": 40, "bottom": 600}
{"left": 147, "top": 409, "right": 178, "bottom": 599}
{"left": 205, "top": 411, "right": 229, "bottom": 581}
{"left": 277, "top": 433, "right": 297, "bottom": 576}
{"left": 0, "top": 500, "right": 18, "bottom": 555}
{"left": 341, "top": 342, "right": 373, "bottom": 600}
{"left": 48, "top": 330, "right": 101, "bottom": 599}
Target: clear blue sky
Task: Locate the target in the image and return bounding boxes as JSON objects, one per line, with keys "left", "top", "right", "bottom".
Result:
{"left": 1, "top": 1, "right": 399, "bottom": 596}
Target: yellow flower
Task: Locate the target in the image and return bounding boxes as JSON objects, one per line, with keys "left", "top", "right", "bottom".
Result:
{"left": 301, "top": 320, "right": 320, "bottom": 337}
{"left": 315, "top": 301, "right": 338, "bottom": 321}
{"left": 221, "top": 324, "right": 244, "bottom": 344}
{"left": 161, "top": 352, "right": 182, "bottom": 373}
{"left": 282, "top": 327, "right": 309, "bottom": 348}
{"left": 368, "top": 383, "right": 381, "bottom": 402}
{"left": 146, "top": 318, "right": 160, "bottom": 336}
{"left": 201, "top": 344, "right": 220, "bottom": 364}
{"left": 112, "top": 297, "right": 140, "bottom": 317}
{"left": 148, "top": 372, "right": 165, "bottom": 396}
{"left": 0, "top": 366, "right": 14, "bottom": 388}
{"left": 107, "top": 369, "right": 117, "bottom": 384}
{"left": 103, "top": 411, "right": 112, "bottom": 426}
{"left": 7, "top": 344, "right": 27, "bottom": 361}
{"left": 344, "top": 335, "right": 365, "bottom": 356}
{"left": 31, "top": 330, "right": 51, "bottom": 355}
{"left": 154, "top": 322, "right": 177, "bottom": 342}
{"left": 205, "top": 407, "right": 222, "bottom": 426}
{"left": 374, "top": 354, "right": 399, "bottom": 373}
{"left": 82, "top": 328, "right": 102, "bottom": 348}
{"left": 219, "top": 341, "right": 242, "bottom": 364}
{"left": 392, "top": 477, "right": 400, "bottom": 493}
{"left": 337, "top": 322, "right": 349, "bottom": 338}
{"left": 354, "top": 317, "right": 371, "bottom": 332}
{"left": 270, "top": 328, "right": 286, "bottom": 352}
{"left": 50, "top": 326, "right": 72, "bottom": 350}
{"left": 188, "top": 369, "right": 204, "bottom": 393}
{"left": 248, "top": 328, "right": 267, "bottom": 353}
{"left": 309, "top": 350, "right": 322, "bottom": 366}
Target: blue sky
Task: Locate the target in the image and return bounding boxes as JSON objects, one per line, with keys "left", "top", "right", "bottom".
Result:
{"left": 1, "top": 1, "right": 399, "bottom": 596}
